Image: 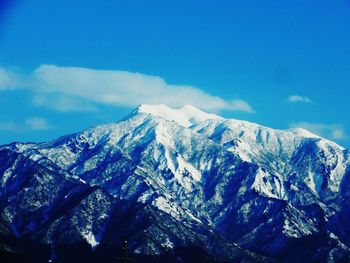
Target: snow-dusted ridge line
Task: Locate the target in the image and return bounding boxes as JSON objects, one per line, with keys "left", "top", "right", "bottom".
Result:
{"left": 135, "top": 103, "right": 223, "bottom": 128}
{"left": 131, "top": 104, "right": 339, "bottom": 146}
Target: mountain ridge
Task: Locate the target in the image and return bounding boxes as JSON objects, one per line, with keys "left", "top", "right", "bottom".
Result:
{"left": 1, "top": 104, "right": 350, "bottom": 262}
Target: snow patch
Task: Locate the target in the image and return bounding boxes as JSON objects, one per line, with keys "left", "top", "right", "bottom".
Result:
{"left": 252, "top": 168, "right": 285, "bottom": 199}
{"left": 137, "top": 104, "right": 222, "bottom": 128}
{"left": 152, "top": 196, "right": 181, "bottom": 220}
{"left": 82, "top": 231, "right": 99, "bottom": 248}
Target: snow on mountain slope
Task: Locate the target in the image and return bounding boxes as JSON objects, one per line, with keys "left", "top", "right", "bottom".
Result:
{"left": 136, "top": 104, "right": 222, "bottom": 127}
{"left": 1, "top": 104, "right": 350, "bottom": 262}
{"left": 191, "top": 116, "right": 349, "bottom": 200}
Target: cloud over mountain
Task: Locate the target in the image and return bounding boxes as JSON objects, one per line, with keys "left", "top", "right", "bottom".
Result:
{"left": 0, "top": 65, "right": 254, "bottom": 113}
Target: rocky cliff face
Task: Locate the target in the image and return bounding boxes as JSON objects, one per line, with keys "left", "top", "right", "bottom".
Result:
{"left": 1, "top": 104, "right": 350, "bottom": 262}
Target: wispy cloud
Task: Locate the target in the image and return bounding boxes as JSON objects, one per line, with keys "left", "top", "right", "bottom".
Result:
{"left": 25, "top": 117, "right": 49, "bottom": 130}
{"left": 0, "top": 121, "right": 20, "bottom": 132}
{"left": 0, "top": 68, "right": 21, "bottom": 90}
{"left": 0, "top": 117, "right": 49, "bottom": 132}
{"left": 287, "top": 95, "right": 312, "bottom": 103}
{"left": 289, "top": 122, "right": 348, "bottom": 141}
{"left": 0, "top": 65, "right": 254, "bottom": 113}
{"left": 228, "top": 99, "right": 254, "bottom": 113}
{"left": 32, "top": 94, "right": 98, "bottom": 112}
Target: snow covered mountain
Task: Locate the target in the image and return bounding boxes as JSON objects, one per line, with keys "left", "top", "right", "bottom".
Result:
{"left": 1, "top": 104, "right": 350, "bottom": 262}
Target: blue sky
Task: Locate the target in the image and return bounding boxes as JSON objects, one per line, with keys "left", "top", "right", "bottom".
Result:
{"left": 0, "top": 0, "right": 350, "bottom": 147}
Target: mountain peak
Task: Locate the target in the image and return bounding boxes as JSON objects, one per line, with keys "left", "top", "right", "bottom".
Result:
{"left": 135, "top": 104, "right": 222, "bottom": 127}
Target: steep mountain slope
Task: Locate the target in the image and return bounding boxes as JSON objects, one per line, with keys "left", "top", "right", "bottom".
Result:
{"left": 1, "top": 104, "right": 350, "bottom": 262}
{"left": 0, "top": 144, "right": 268, "bottom": 263}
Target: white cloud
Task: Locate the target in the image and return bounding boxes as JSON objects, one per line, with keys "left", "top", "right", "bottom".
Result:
{"left": 32, "top": 64, "right": 254, "bottom": 112}
{"left": 289, "top": 122, "right": 348, "bottom": 141}
{"left": 287, "top": 95, "right": 312, "bottom": 103}
{"left": 0, "top": 64, "right": 254, "bottom": 113}
{"left": 25, "top": 117, "right": 49, "bottom": 130}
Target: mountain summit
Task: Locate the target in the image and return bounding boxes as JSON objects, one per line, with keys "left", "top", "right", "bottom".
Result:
{"left": 135, "top": 104, "right": 222, "bottom": 127}
{"left": 1, "top": 104, "right": 350, "bottom": 262}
